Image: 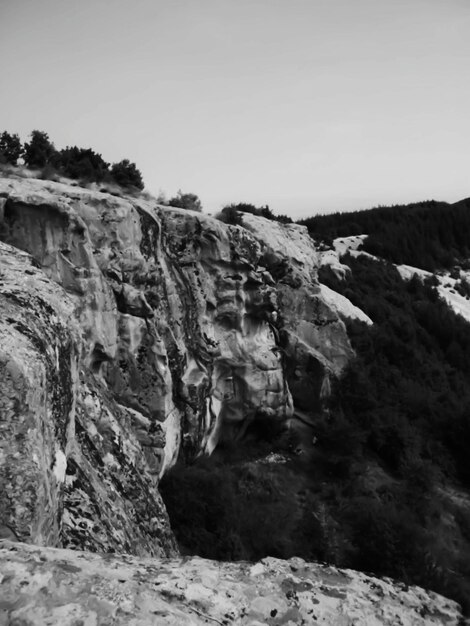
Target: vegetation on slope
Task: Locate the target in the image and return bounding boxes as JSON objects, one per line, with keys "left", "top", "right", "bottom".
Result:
{"left": 300, "top": 199, "right": 470, "bottom": 271}
{"left": 0, "top": 129, "right": 144, "bottom": 190}
{"left": 217, "top": 202, "right": 293, "bottom": 226}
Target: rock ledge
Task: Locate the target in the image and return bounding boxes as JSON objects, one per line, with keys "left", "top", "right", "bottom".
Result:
{"left": 0, "top": 541, "right": 464, "bottom": 625}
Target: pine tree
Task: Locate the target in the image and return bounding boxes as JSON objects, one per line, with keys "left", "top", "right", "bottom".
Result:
{"left": 0, "top": 131, "right": 22, "bottom": 165}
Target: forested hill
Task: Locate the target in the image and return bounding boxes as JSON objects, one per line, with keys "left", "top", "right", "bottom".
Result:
{"left": 300, "top": 198, "right": 470, "bottom": 271}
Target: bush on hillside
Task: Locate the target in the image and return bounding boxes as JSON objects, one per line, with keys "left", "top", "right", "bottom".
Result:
{"left": 2, "top": 129, "right": 147, "bottom": 190}
{"left": 221, "top": 202, "right": 292, "bottom": 224}
{"left": 23, "top": 130, "right": 56, "bottom": 168}
{"left": 0, "top": 131, "right": 22, "bottom": 165}
{"left": 168, "top": 190, "right": 202, "bottom": 212}
{"left": 55, "top": 146, "right": 110, "bottom": 182}
{"left": 217, "top": 205, "right": 244, "bottom": 226}
{"left": 110, "top": 159, "right": 144, "bottom": 190}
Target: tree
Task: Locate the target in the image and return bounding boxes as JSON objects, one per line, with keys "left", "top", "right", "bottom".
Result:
{"left": 222, "top": 202, "right": 258, "bottom": 215}
{"left": 221, "top": 202, "right": 292, "bottom": 223}
{"left": 168, "top": 190, "right": 202, "bottom": 212}
{"left": 56, "top": 146, "right": 110, "bottom": 182}
{"left": 218, "top": 205, "right": 243, "bottom": 226}
{"left": 110, "top": 159, "right": 144, "bottom": 190}
{"left": 23, "top": 130, "right": 56, "bottom": 168}
{"left": 0, "top": 131, "right": 22, "bottom": 165}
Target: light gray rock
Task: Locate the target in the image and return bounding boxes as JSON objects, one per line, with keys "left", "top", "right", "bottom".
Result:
{"left": 0, "top": 177, "right": 353, "bottom": 469}
{"left": 0, "top": 239, "right": 176, "bottom": 557}
{"left": 0, "top": 175, "right": 355, "bottom": 555}
{"left": 0, "top": 540, "right": 464, "bottom": 625}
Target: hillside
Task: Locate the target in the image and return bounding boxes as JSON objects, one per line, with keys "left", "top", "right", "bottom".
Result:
{"left": 301, "top": 198, "right": 470, "bottom": 271}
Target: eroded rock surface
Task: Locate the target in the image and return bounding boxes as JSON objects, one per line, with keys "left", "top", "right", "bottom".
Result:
{"left": 0, "top": 177, "right": 354, "bottom": 461}
{"left": 0, "top": 541, "right": 464, "bottom": 625}
{"left": 0, "top": 175, "right": 356, "bottom": 554}
{"left": 0, "top": 240, "right": 176, "bottom": 557}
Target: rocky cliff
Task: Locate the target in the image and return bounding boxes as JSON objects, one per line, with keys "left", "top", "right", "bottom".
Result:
{"left": 0, "top": 176, "right": 355, "bottom": 554}
{"left": 0, "top": 175, "right": 467, "bottom": 622}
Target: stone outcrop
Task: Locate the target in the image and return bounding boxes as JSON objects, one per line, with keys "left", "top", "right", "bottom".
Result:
{"left": 0, "top": 239, "right": 176, "bottom": 557}
{"left": 0, "top": 175, "right": 466, "bottom": 621}
{"left": 0, "top": 540, "right": 464, "bottom": 625}
{"left": 0, "top": 175, "right": 356, "bottom": 554}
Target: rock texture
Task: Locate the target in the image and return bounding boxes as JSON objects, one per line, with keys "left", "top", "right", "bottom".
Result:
{"left": 0, "top": 239, "right": 176, "bottom": 557}
{"left": 0, "top": 541, "right": 464, "bottom": 626}
{"left": 0, "top": 175, "right": 466, "bottom": 622}
{"left": 0, "top": 175, "right": 356, "bottom": 554}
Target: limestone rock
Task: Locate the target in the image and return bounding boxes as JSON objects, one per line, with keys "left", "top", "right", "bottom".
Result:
{"left": 319, "top": 283, "right": 373, "bottom": 326}
{"left": 0, "top": 175, "right": 356, "bottom": 554}
{"left": 0, "top": 241, "right": 78, "bottom": 547}
{"left": 0, "top": 239, "right": 176, "bottom": 557}
{"left": 0, "top": 541, "right": 464, "bottom": 625}
{"left": 0, "top": 176, "right": 354, "bottom": 467}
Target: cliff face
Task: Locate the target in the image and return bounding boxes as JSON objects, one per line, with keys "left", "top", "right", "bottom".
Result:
{"left": 0, "top": 176, "right": 353, "bottom": 554}
{"left": 0, "top": 175, "right": 466, "bottom": 620}
{"left": 0, "top": 239, "right": 176, "bottom": 556}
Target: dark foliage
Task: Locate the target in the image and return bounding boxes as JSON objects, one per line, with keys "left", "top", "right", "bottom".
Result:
{"left": 301, "top": 199, "right": 470, "bottom": 271}
{"left": 54, "top": 146, "right": 110, "bottom": 182}
{"left": 23, "top": 130, "right": 56, "bottom": 168}
{"left": 8, "top": 129, "right": 146, "bottom": 189}
{"left": 110, "top": 159, "right": 144, "bottom": 190}
{"left": 0, "top": 131, "right": 22, "bottom": 165}
{"left": 319, "top": 255, "right": 470, "bottom": 609}
{"left": 160, "top": 454, "right": 318, "bottom": 562}
{"left": 218, "top": 205, "right": 244, "bottom": 226}
{"left": 168, "top": 190, "right": 202, "bottom": 211}
{"left": 327, "top": 256, "right": 470, "bottom": 486}
{"left": 220, "top": 202, "right": 293, "bottom": 224}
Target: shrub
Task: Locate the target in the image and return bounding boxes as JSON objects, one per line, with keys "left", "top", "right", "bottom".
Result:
{"left": 217, "top": 205, "right": 243, "bottom": 226}
{"left": 224, "top": 202, "right": 258, "bottom": 215}
{"left": 221, "top": 202, "right": 292, "bottom": 223}
{"left": 168, "top": 190, "right": 202, "bottom": 212}
{"left": 110, "top": 159, "right": 144, "bottom": 190}
{"left": 56, "top": 146, "right": 110, "bottom": 182}
{"left": 0, "top": 131, "right": 22, "bottom": 165}
{"left": 17, "top": 130, "right": 146, "bottom": 190}
{"left": 39, "top": 163, "right": 60, "bottom": 182}
{"left": 23, "top": 130, "right": 56, "bottom": 168}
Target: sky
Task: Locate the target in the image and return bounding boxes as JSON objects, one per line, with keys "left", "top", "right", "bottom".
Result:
{"left": 1, "top": 0, "right": 469, "bottom": 218}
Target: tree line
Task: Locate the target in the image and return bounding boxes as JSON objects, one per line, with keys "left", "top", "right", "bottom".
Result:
{"left": 300, "top": 198, "right": 470, "bottom": 271}
{"left": 0, "top": 129, "right": 144, "bottom": 190}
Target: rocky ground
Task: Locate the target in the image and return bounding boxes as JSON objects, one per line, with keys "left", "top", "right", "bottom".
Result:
{"left": 0, "top": 540, "right": 465, "bottom": 625}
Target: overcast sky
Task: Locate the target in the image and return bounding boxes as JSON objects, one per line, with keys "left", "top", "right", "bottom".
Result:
{"left": 1, "top": 0, "right": 469, "bottom": 217}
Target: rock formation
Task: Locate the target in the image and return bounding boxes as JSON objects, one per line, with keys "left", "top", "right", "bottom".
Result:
{"left": 0, "top": 541, "right": 464, "bottom": 625}
{"left": 0, "top": 174, "right": 466, "bottom": 622}
{"left": 0, "top": 176, "right": 356, "bottom": 554}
